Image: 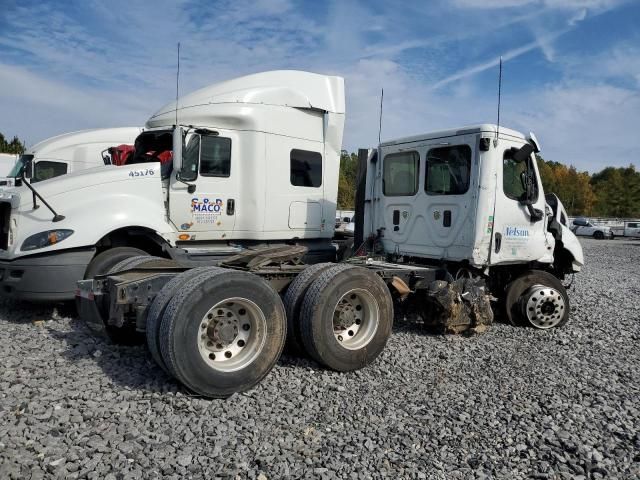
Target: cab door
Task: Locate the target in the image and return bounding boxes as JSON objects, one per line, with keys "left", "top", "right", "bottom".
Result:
{"left": 418, "top": 140, "right": 477, "bottom": 259}
{"left": 169, "top": 131, "right": 237, "bottom": 239}
{"left": 489, "top": 139, "right": 549, "bottom": 264}
{"left": 377, "top": 135, "right": 477, "bottom": 261}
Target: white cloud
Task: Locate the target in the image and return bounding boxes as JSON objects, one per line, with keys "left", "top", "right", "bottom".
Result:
{"left": 453, "top": 0, "right": 624, "bottom": 9}
{"left": 505, "top": 83, "right": 640, "bottom": 171}
{"left": 430, "top": 29, "right": 566, "bottom": 90}
{"left": 0, "top": 63, "right": 150, "bottom": 144}
{"left": 568, "top": 8, "right": 588, "bottom": 25}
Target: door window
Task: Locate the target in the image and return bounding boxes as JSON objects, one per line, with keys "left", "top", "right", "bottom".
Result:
{"left": 383, "top": 151, "right": 419, "bottom": 196}
{"left": 425, "top": 145, "right": 471, "bottom": 195}
{"left": 200, "top": 136, "right": 231, "bottom": 177}
{"left": 33, "top": 161, "right": 68, "bottom": 182}
{"left": 180, "top": 134, "right": 232, "bottom": 181}
{"left": 503, "top": 149, "right": 538, "bottom": 202}
{"left": 290, "top": 149, "right": 322, "bottom": 187}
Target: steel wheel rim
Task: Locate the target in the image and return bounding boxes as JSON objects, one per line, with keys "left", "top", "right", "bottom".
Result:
{"left": 332, "top": 288, "right": 379, "bottom": 350}
{"left": 522, "top": 284, "right": 565, "bottom": 329}
{"left": 197, "top": 297, "right": 267, "bottom": 372}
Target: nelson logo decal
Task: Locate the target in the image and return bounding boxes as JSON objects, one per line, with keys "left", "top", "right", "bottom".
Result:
{"left": 504, "top": 226, "right": 529, "bottom": 237}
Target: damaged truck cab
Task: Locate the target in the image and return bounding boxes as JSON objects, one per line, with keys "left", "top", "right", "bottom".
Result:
{"left": 359, "top": 125, "right": 583, "bottom": 328}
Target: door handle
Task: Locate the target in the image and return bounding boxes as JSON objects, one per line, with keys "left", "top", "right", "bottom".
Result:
{"left": 227, "top": 199, "right": 235, "bottom": 216}
{"left": 494, "top": 233, "right": 502, "bottom": 253}
{"left": 443, "top": 210, "right": 451, "bottom": 227}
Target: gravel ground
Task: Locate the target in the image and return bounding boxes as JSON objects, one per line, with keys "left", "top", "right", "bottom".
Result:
{"left": 1, "top": 238, "right": 639, "bottom": 479}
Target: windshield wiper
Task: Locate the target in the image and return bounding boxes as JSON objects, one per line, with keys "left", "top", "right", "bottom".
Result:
{"left": 20, "top": 171, "right": 65, "bottom": 222}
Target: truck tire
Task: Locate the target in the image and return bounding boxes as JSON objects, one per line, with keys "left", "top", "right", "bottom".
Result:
{"left": 158, "top": 269, "right": 286, "bottom": 398}
{"left": 283, "top": 262, "right": 335, "bottom": 354}
{"left": 593, "top": 231, "right": 604, "bottom": 240}
{"left": 107, "top": 255, "right": 155, "bottom": 276}
{"left": 299, "top": 264, "right": 393, "bottom": 371}
{"left": 505, "top": 270, "right": 570, "bottom": 329}
{"left": 84, "top": 247, "right": 148, "bottom": 280}
{"left": 146, "top": 267, "right": 223, "bottom": 375}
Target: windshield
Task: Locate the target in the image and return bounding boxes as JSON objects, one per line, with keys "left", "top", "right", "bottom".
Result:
{"left": 8, "top": 154, "right": 34, "bottom": 178}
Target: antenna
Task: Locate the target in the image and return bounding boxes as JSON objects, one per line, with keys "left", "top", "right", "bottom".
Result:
{"left": 378, "top": 88, "right": 384, "bottom": 146}
{"left": 495, "top": 56, "right": 502, "bottom": 146}
{"left": 175, "top": 42, "right": 181, "bottom": 126}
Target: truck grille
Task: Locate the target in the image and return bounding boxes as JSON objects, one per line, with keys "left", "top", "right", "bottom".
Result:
{"left": 0, "top": 202, "right": 11, "bottom": 250}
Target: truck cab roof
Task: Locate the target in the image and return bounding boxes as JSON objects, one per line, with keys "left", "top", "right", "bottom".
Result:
{"left": 380, "top": 124, "right": 528, "bottom": 147}
{"left": 27, "top": 127, "right": 143, "bottom": 157}
{"left": 147, "top": 70, "right": 345, "bottom": 131}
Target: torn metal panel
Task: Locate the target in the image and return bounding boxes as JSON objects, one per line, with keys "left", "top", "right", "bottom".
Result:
{"left": 420, "top": 277, "right": 493, "bottom": 334}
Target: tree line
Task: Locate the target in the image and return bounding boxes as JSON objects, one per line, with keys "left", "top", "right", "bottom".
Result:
{"left": 338, "top": 151, "right": 639, "bottom": 218}
{"left": 537, "top": 157, "right": 639, "bottom": 218}
{"left": 0, "top": 132, "right": 26, "bottom": 155}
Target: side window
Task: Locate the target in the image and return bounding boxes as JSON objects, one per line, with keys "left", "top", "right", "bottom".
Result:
{"left": 32, "top": 161, "right": 68, "bottom": 182}
{"left": 383, "top": 151, "right": 419, "bottom": 196}
{"left": 290, "top": 149, "right": 322, "bottom": 187}
{"left": 200, "top": 136, "right": 231, "bottom": 177}
{"left": 503, "top": 148, "right": 538, "bottom": 201}
{"left": 425, "top": 145, "right": 471, "bottom": 195}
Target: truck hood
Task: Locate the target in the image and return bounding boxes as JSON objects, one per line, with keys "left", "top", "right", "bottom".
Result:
{"left": 14, "top": 163, "right": 160, "bottom": 207}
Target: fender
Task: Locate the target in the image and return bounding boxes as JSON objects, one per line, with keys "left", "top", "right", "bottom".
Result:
{"left": 557, "top": 224, "right": 584, "bottom": 272}
{"left": 5, "top": 164, "right": 174, "bottom": 259}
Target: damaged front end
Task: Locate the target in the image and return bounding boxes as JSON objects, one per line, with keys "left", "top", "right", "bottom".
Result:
{"left": 420, "top": 277, "right": 494, "bottom": 334}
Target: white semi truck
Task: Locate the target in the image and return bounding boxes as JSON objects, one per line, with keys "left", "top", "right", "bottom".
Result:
{"left": 0, "top": 127, "right": 142, "bottom": 189}
{"left": 0, "top": 71, "right": 583, "bottom": 397}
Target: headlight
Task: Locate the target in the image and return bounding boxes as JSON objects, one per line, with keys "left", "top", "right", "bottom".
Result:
{"left": 21, "top": 229, "right": 74, "bottom": 251}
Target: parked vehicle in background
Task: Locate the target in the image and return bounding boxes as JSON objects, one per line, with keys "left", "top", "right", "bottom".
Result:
{"left": 621, "top": 221, "right": 640, "bottom": 238}
{"left": 334, "top": 209, "right": 354, "bottom": 237}
{"left": 0, "top": 154, "right": 18, "bottom": 178}
{"left": 570, "top": 217, "right": 614, "bottom": 239}
{"left": 0, "top": 71, "right": 343, "bottom": 302}
{"left": 0, "top": 127, "right": 142, "bottom": 188}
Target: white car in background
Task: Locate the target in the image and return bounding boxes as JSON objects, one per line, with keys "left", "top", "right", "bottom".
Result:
{"left": 622, "top": 221, "right": 640, "bottom": 238}
{"left": 570, "top": 218, "right": 614, "bottom": 240}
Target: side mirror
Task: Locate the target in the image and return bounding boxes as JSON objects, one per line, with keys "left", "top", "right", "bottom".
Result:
{"left": 512, "top": 143, "right": 534, "bottom": 163}
{"left": 25, "top": 159, "right": 33, "bottom": 179}
{"left": 172, "top": 126, "right": 183, "bottom": 173}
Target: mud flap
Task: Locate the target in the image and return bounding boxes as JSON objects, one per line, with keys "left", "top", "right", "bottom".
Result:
{"left": 78, "top": 295, "right": 108, "bottom": 335}
{"left": 422, "top": 277, "right": 493, "bottom": 334}
{"left": 76, "top": 279, "right": 108, "bottom": 336}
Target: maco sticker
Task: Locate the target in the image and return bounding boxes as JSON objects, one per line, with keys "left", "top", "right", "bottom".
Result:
{"left": 191, "top": 197, "right": 224, "bottom": 224}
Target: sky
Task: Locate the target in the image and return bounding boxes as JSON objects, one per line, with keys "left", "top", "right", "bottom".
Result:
{"left": 0, "top": 0, "right": 639, "bottom": 172}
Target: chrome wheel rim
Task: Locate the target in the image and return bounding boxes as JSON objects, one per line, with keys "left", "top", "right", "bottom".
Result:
{"left": 522, "top": 284, "right": 566, "bottom": 329}
{"left": 197, "top": 297, "right": 267, "bottom": 372}
{"left": 332, "top": 288, "right": 379, "bottom": 350}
